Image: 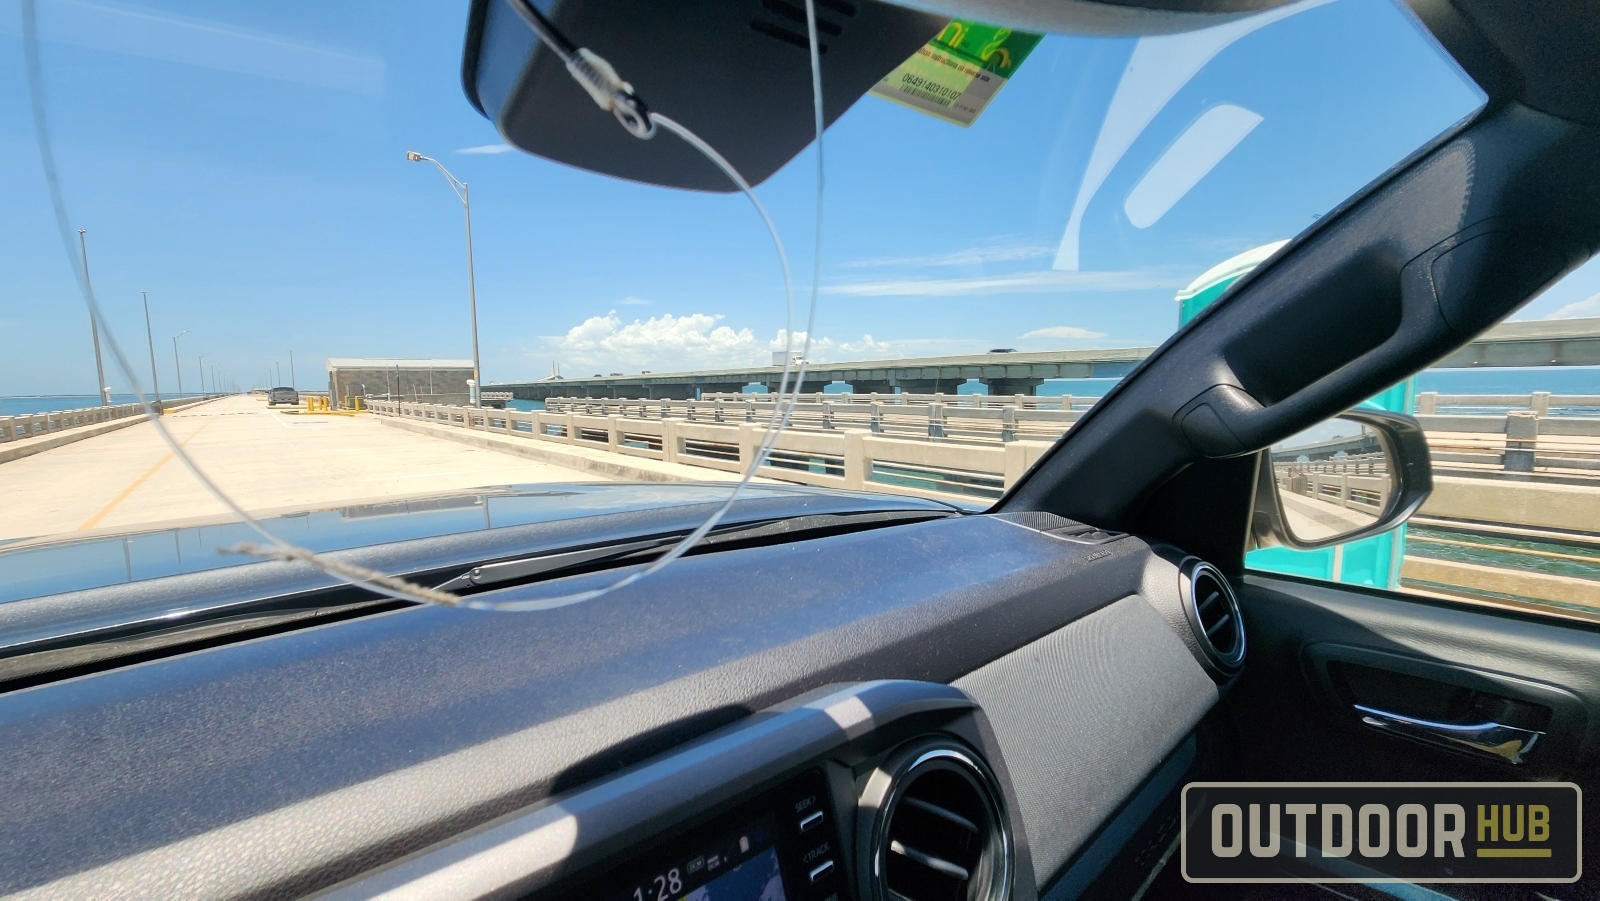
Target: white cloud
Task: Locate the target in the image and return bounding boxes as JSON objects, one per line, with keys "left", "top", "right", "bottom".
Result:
{"left": 617, "top": 296, "right": 651, "bottom": 306}
{"left": 1021, "top": 326, "right": 1106, "bottom": 340}
{"left": 456, "top": 143, "right": 516, "bottom": 155}
{"left": 554, "top": 311, "right": 757, "bottom": 372}
{"left": 770, "top": 330, "right": 895, "bottom": 363}
{"left": 542, "top": 312, "right": 910, "bottom": 372}
{"left": 1546, "top": 292, "right": 1600, "bottom": 319}
{"left": 840, "top": 243, "right": 1056, "bottom": 269}
{"left": 824, "top": 269, "right": 1189, "bottom": 297}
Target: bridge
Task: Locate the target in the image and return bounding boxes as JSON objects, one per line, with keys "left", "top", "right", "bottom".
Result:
{"left": 495, "top": 347, "right": 1152, "bottom": 401}
{"left": 492, "top": 317, "right": 1600, "bottom": 401}
{"left": 0, "top": 377, "right": 1594, "bottom": 614}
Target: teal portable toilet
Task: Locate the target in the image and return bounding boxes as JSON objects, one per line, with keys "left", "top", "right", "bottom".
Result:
{"left": 1175, "top": 243, "right": 1412, "bottom": 590}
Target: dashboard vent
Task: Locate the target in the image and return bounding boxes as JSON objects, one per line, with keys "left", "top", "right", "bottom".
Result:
{"left": 1180, "top": 558, "right": 1246, "bottom": 675}
{"left": 867, "top": 743, "right": 1010, "bottom": 901}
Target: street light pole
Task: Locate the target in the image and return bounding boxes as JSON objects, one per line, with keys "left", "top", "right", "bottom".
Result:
{"left": 76, "top": 229, "right": 111, "bottom": 405}
{"left": 172, "top": 331, "right": 187, "bottom": 398}
{"left": 274, "top": 361, "right": 282, "bottom": 386}
{"left": 140, "top": 291, "right": 162, "bottom": 408}
{"left": 406, "top": 151, "right": 482, "bottom": 407}
{"left": 284, "top": 348, "right": 296, "bottom": 389}
{"left": 198, "top": 354, "right": 207, "bottom": 396}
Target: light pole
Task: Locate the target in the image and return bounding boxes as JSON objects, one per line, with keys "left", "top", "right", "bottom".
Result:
{"left": 76, "top": 229, "right": 111, "bottom": 405}
{"left": 198, "top": 354, "right": 207, "bottom": 396}
{"left": 140, "top": 291, "right": 162, "bottom": 408}
{"left": 406, "top": 151, "right": 482, "bottom": 407}
{"left": 274, "top": 360, "right": 282, "bottom": 386}
{"left": 212, "top": 364, "right": 219, "bottom": 396}
{"left": 172, "top": 331, "right": 187, "bottom": 398}
{"left": 284, "top": 347, "right": 296, "bottom": 389}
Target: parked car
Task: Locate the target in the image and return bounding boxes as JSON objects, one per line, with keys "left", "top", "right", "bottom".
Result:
{"left": 267, "top": 387, "right": 298, "bottom": 407}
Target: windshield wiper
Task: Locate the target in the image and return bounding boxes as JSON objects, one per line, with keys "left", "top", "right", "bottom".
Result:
{"left": 434, "top": 509, "right": 952, "bottom": 594}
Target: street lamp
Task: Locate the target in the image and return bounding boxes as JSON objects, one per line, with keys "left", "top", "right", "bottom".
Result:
{"left": 172, "top": 331, "right": 188, "bottom": 398}
{"left": 76, "top": 229, "right": 111, "bottom": 405}
{"left": 198, "top": 354, "right": 207, "bottom": 396}
{"left": 283, "top": 347, "right": 296, "bottom": 390}
{"left": 406, "top": 151, "right": 482, "bottom": 407}
{"left": 140, "top": 291, "right": 162, "bottom": 408}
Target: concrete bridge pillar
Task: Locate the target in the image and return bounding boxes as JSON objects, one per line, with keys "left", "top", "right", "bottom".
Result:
{"left": 982, "top": 378, "right": 1044, "bottom": 396}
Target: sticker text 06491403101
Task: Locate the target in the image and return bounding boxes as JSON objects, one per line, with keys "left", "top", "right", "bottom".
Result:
{"left": 869, "top": 19, "right": 1041, "bottom": 127}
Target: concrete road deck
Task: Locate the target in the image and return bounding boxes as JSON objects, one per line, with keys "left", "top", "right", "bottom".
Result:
{"left": 0, "top": 395, "right": 622, "bottom": 542}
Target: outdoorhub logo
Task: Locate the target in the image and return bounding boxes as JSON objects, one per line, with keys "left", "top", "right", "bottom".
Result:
{"left": 1182, "top": 783, "right": 1581, "bottom": 883}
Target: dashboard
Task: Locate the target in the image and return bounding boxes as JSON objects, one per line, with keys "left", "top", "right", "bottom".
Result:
{"left": 0, "top": 511, "right": 1241, "bottom": 899}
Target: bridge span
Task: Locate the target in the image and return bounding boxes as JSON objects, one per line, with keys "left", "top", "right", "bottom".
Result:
{"left": 493, "top": 317, "right": 1600, "bottom": 401}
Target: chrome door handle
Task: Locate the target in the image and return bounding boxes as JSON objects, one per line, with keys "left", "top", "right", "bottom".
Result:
{"left": 1354, "top": 704, "right": 1544, "bottom": 765}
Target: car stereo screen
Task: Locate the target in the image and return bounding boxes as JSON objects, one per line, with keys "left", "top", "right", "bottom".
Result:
{"left": 682, "top": 845, "right": 786, "bottom": 901}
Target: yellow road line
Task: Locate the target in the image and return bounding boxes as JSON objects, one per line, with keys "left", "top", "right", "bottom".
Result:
{"left": 78, "top": 413, "right": 222, "bottom": 531}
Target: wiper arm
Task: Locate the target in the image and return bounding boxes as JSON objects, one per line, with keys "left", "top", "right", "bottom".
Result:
{"left": 434, "top": 537, "right": 672, "bottom": 593}
{"left": 437, "top": 509, "right": 951, "bottom": 594}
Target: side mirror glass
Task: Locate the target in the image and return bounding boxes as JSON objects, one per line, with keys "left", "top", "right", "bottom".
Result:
{"left": 1252, "top": 409, "right": 1433, "bottom": 551}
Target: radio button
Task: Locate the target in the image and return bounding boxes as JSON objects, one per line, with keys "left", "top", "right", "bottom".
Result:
{"left": 799, "top": 811, "right": 824, "bottom": 833}
{"left": 808, "top": 860, "right": 835, "bottom": 884}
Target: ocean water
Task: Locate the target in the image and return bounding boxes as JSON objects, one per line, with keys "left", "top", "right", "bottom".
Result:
{"left": 0, "top": 394, "right": 209, "bottom": 418}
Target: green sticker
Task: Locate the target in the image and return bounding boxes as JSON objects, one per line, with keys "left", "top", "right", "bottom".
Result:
{"left": 869, "top": 20, "right": 1042, "bottom": 127}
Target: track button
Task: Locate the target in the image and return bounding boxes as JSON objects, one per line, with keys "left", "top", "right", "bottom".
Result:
{"left": 808, "top": 860, "right": 835, "bottom": 883}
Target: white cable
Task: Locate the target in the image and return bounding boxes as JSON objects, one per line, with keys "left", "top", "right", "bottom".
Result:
{"left": 21, "top": 0, "right": 452, "bottom": 608}
{"left": 23, "top": 0, "right": 829, "bottom": 614}
{"left": 468, "top": 9, "right": 830, "bottom": 612}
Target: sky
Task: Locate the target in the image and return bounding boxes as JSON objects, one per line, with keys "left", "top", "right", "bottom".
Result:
{"left": 4, "top": 0, "right": 1588, "bottom": 397}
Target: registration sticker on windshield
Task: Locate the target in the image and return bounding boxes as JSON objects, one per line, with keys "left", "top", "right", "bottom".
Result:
{"left": 869, "top": 20, "right": 1040, "bottom": 127}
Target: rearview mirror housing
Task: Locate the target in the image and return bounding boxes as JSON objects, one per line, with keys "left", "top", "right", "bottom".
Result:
{"left": 1251, "top": 408, "right": 1433, "bottom": 551}
{"left": 460, "top": 0, "right": 946, "bottom": 192}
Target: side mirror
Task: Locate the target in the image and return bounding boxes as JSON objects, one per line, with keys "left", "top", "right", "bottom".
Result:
{"left": 1251, "top": 408, "right": 1433, "bottom": 551}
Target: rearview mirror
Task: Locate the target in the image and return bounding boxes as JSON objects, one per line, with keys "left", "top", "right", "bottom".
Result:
{"left": 460, "top": 0, "right": 945, "bottom": 192}
{"left": 1252, "top": 409, "right": 1433, "bottom": 551}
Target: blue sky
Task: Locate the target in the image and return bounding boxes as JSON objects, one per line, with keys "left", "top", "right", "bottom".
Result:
{"left": 4, "top": 0, "right": 1589, "bottom": 396}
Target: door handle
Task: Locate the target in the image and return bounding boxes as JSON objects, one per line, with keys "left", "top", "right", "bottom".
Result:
{"left": 1354, "top": 703, "right": 1544, "bottom": 765}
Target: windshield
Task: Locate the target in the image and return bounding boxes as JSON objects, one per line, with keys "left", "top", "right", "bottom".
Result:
{"left": 3, "top": 0, "right": 1484, "bottom": 605}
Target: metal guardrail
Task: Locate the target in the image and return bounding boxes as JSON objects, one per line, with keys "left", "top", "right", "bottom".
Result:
{"left": 367, "top": 400, "right": 1054, "bottom": 501}
{"left": 0, "top": 397, "right": 217, "bottom": 443}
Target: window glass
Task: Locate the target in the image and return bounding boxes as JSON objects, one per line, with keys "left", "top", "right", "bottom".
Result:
{"left": 2, "top": 0, "right": 1484, "bottom": 605}
{"left": 1247, "top": 256, "right": 1600, "bottom": 622}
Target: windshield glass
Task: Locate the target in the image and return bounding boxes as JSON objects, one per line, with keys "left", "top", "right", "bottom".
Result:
{"left": 3, "top": 0, "right": 1484, "bottom": 605}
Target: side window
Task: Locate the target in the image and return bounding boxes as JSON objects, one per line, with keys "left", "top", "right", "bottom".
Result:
{"left": 1246, "top": 260, "right": 1600, "bottom": 621}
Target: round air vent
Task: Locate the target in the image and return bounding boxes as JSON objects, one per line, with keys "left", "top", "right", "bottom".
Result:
{"left": 860, "top": 741, "right": 1011, "bottom": 901}
{"left": 1179, "top": 557, "right": 1246, "bottom": 675}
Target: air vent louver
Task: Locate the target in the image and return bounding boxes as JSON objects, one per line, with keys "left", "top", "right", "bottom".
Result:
{"left": 867, "top": 744, "right": 1010, "bottom": 901}
{"left": 1180, "top": 558, "right": 1246, "bottom": 675}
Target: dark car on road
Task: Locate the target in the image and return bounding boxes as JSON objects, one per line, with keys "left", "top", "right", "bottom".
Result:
{"left": 266, "top": 387, "right": 298, "bottom": 407}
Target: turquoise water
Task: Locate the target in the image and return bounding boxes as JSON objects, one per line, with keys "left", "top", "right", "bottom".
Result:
{"left": 505, "top": 399, "right": 545, "bottom": 412}
{"left": 0, "top": 394, "right": 209, "bottom": 417}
